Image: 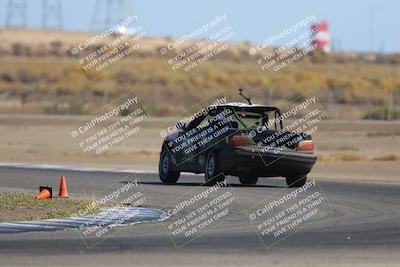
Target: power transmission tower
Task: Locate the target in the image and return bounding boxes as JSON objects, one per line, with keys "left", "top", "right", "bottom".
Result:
{"left": 91, "top": 0, "right": 135, "bottom": 32}
{"left": 5, "top": 0, "right": 27, "bottom": 28}
{"left": 42, "top": 0, "right": 63, "bottom": 29}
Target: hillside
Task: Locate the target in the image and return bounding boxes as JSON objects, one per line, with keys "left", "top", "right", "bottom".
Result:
{"left": 0, "top": 28, "right": 399, "bottom": 119}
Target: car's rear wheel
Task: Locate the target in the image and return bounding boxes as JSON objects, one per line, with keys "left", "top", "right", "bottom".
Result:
{"left": 205, "top": 151, "right": 225, "bottom": 185}
{"left": 159, "top": 149, "right": 180, "bottom": 184}
{"left": 286, "top": 175, "right": 307, "bottom": 187}
{"left": 238, "top": 175, "right": 258, "bottom": 185}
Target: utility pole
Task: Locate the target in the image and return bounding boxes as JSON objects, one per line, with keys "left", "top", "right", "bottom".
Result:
{"left": 267, "top": 87, "right": 273, "bottom": 104}
{"left": 5, "top": 0, "right": 27, "bottom": 28}
{"left": 369, "top": 7, "right": 378, "bottom": 52}
{"left": 387, "top": 90, "right": 394, "bottom": 120}
{"left": 387, "top": 85, "right": 400, "bottom": 121}
{"left": 91, "top": 0, "right": 135, "bottom": 32}
{"left": 42, "top": 0, "right": 63, "bottom": 29}
{"left": 92, "top": 0, "right": 119, "bottom": 31}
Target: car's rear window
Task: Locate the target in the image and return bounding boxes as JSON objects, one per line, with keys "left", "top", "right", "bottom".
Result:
{"left": 189, "top": 108, "right": 275, "bottom": 130}
{"left": 234, "top": 111, "right": 263, "bottom": 129}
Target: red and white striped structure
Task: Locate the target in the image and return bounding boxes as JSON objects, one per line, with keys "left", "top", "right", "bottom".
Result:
{"left": 311, "top": 22, "right": 330, "bottom": 52}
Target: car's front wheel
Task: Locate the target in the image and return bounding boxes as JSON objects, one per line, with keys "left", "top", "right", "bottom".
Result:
{"left": 286, "top": 175, "right": 307, "bottom": 187}
{"left": 205, "top": 151, "right": 225, "bottom": 185}
{"left": 238, "top": 175, "right": 258, "bottom": 185}
{"left": 159, "top": 149, "right": 180, "bottom": 184}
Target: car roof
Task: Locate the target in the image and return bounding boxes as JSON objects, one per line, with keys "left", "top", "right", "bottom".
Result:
{"left": 214, "top": 102, "right": 280, "bottom": 112}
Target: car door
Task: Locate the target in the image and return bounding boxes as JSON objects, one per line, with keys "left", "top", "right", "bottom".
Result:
{"left": 178, "top": 113, "right": 215, "bottom": 172}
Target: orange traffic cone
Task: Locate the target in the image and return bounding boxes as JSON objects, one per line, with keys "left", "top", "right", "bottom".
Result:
{"left": 58, "top": 176, "right": 69, "bottom": 198}
{"left": 36, "top": 187, "right": 52, "bottom": 200}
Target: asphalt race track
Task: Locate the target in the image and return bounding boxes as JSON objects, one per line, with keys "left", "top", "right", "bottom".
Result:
{"left": 0, "top": 165, "right": 399, "bottom": 266}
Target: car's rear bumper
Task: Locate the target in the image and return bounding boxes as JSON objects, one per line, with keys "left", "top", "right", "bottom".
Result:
{"left": 219, "top": 146, "right": 317, "bottom": 177}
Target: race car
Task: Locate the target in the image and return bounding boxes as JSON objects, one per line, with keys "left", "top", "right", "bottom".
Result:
{"left": 159, "top": 89, "right": 317, "bottom": 187}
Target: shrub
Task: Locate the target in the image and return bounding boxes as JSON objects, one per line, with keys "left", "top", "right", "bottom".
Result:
{"left": 363, "top": 107, "right": 400, "bottom": 120}
{"left": 42, "top": 100, "right": 87, "bottom": 115}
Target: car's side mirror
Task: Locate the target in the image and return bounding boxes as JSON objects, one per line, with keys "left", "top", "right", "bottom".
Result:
{"left": 175, "top": 121, "right": 186, "bottom": 130}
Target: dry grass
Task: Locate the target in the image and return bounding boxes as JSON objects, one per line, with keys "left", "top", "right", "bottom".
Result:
{"left": 0, "top": 28, "right": 399, "bottom": 119}
{"left": 0, "top": 192, "right": 99, "bottom": 222}
{"left": 319, "top": 154, "right": 400, "bottom": 163}
{"left": 373, "top": 155, "right": 400, "bottom": 161}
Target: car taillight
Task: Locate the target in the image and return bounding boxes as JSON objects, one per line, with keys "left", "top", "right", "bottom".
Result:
{"left": 297, "top": 140, "right": 314, "bottom": 152}
{"left": 230, "top": 135, "right": 252, "bottom": 146}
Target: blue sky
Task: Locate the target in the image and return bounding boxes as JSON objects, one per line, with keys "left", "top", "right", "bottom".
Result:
{"left": 0, "top": 0, "right": 399, "bottom": 53}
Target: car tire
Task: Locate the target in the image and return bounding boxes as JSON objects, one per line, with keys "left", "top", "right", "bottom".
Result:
{"left": 159, "top": 149, "right": 180, "bottom": 184}
{"left": 286, "top": 175, "right": 307, "bottom": 187}
{"left": 204, "top": 151, "right": 225, "bottom": 185}
{"left": 238, "top": 175, "right": 258, "bottom": 185}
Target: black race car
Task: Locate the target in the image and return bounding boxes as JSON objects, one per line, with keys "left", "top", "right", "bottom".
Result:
{"left": 159, "top": 90, "right": 317, "bottom": 187}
